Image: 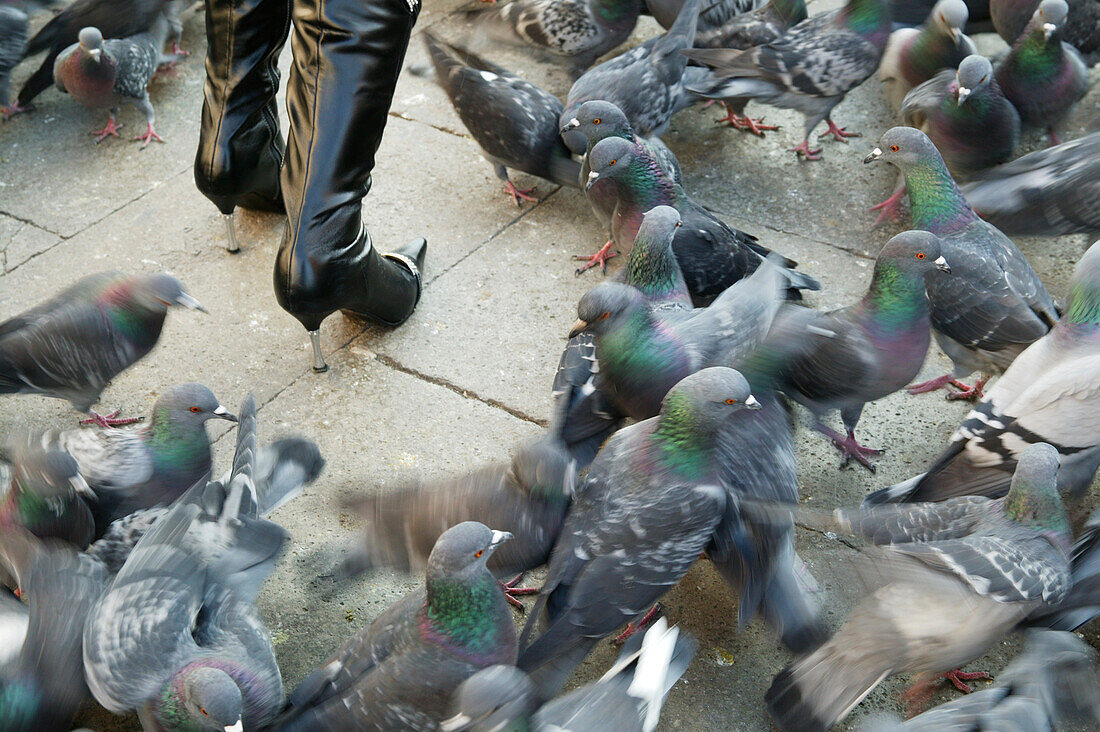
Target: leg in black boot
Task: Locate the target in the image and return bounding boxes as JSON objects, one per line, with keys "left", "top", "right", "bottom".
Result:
{"left": 276, "top": 0, "right": 426, "bottom": 371}
{"left": 194, "top": 0, "right": 291, "bottom": 252}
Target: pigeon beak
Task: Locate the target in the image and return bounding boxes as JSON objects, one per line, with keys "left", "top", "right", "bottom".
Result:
{"left": 949, "top": 26, "right": 960, "bottom": 42}
{"left": 560, "top": 118, "right": 580, "bottom": 135}
{"left": 568, "top": 318, "right": 589, "bottom": 339}
{"left": 585, "top": 170, "right": 600, "bottom": 191}
{"left": 863, "top": 147, "right": 882, "bottom": 164}
{"left": 70, "top": 473, "right": 94, "bottom": 497}
{"left": 1043, "top": 22, "right": 1056, "bottom": 40}
{"left": 934, "top": 255, "right": 951, "bottom": 273}
{"left": 175, "top": 291, "right": 207, "bottom": 313}
{"left": 488, "top": 530, "right": 513, "bottom": 553}
{"left": 956, "top": 86, "right": 971, "bottom": 105}
{"left": 89, "top": 48, "right": 101, "bottom": 63}
{"left": 440, "top": 714, "right": 472, "bottom": 732}
{"left": 744, "top": 394, "right": 762, "bottom": 410}
{"left": 213, "top": 405, "right": 238, "bottom": 422}
{"left": 224, "top": 720, "right": 243, "bottom": 732}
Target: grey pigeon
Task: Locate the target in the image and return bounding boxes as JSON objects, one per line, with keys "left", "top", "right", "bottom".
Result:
{"left": 561, "top": 0, "right": 703, "bottom": 143}
{"left": 647, "top": 0, "right": 760, "bottom": 30}
{"left": 424, "top": 32, "right": 580, "bottom": 206}
{"left": 864, "top": 239, "right": 1100, "bottom": 505}
{"left": 864, "top": 127, "right": 1058, "bottom": 400}
{"left": 994, "top": 0, "right": 1089, "bottom": 143}
{"left": 0, "top": 271, "right": 204, "bottom": 422}
{"left": 53, "top": 18, "right": 176, "bottom": 146}
{"left": 765, "top": 443, "right": 1072, "bottom": 732}
{"left": 693, "top": 0, "right": 807, "bottom": 51}
{"left": 83, "top": 394, "right": 288, "bottom": 732}
{"left": 460, "top": 0, "right": 640, "bottom": 74}
{"left": 0, "top": 528, "right": 108, "bottom": 732}
{"left": 892, "top": 0, "right": 995, "bottom": 30}
{"left": 860, "top": 630, "right": 1100, "bottom": 731}
{"left": 961, "top": 129, "right": 1100, "bottom": 236}
{"left": 0, "top": 3, "right": 27, "bottom": 118}
{"left": 276, "top": 522, "right": 519, "bottom": 731}
{"left": 683, "top": 0, "right": 893, "bottom": 160}
{"left": 992, "top": 0, "right": 1100, "bottom": 55}
{"left": 582, "top": 136, "right": 820, "bottom": 300}
{"left": 1028, "top": 504, "right": 1100, "bottom": 630}
{"left": 442, "top": 618, "right": 696, "bottom": 732}
{"left": 0, "top": 432, "right": 94, "bottom": 547}
{"left": 879, "top": 0, "right": 977, "bottom": 110}
{"left": 748, "top": 231, "right": 951, "bottom": 471}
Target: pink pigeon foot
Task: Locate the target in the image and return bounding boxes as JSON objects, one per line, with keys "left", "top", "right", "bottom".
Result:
{"left": 573, "top": 240, "right": 619, "bottom": 275}
{"left": 814, "top": 423, "right": 882, "bottom": 472}
{"left": 171, "top": 41, "right": 190, "bottom": 56}
{"left": 503, "top": 180, "right": 537, "bottom": 206}
{"left": 134, "top": 122, "right": 164, "bottom": 148}
{"left": 945, "top": 376, "right": 988, "bottom": 401}
{"left": 498, "top": 573, "right": 539, "bottom": 611}
{"left": 907, "top": 374, "right": 985, "bottom": 400}
{"left": 869, "top": 186, "right": 907, "bottom": 226}
{"left": 80, "top": 409, "right": 145, "bottom": 428}
{"left": 91, "top": 118, "right": 123, "bottom": 143}
{"left": 941, "top": 668, "right": 993, "bottom": 693}
{"left": 612, "top": 602, "right": 662, "bottom": 645}
{"left": 791, "top": 139, "right": 823, "bottom": 161}
{"left": 715, "top": 107, "right": 778, "bottom": 137}
{"left": 818, "top": 119, "right": 860, "bottom": 143}
{"left": 1, "top": 102, "right": 29, "bottom": 120}
{"left": 1048, "top": 128, "right": 1062, "bottom": 146}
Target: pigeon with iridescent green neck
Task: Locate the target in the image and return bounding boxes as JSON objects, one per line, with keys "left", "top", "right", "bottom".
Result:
{"left": 748, "top": 230, "right": 951, "bottom": 472}
{"left": 879, "top": 0, "right": 977, "bottom": 110}
{"left": 0, "top": 433, "right": 94, "bottom": 548}
{"left": 0, "top": 271, "right": 205, "bottom": 426}
{"left": 766, "top": 442, "right": 1072, "bottom": 732}
{"left": 995, "top": 0, "right": 1088, "bottom": 143}
{"left": 991, "top": 0, "right": 1100, "bottom": 55}
{"left": 277, "top": 522, "right": 518, "bottom": 731}
{"left": 864, "top": 127, "right": 1059, "bottom": 401}
{"left": 865, "top": 239, "right": 1100, "bottom": 506}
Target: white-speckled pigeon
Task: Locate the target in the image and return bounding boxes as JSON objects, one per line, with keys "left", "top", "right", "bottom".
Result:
{"left": 646, "top": 0, "right": 760, "bottom": 30}
{"left": 275, "top": 522, "right": 519, "bottom": 731}
{"left": 879, "top": 0, "right": 977, "bottom": 110}
{"left": 766, "top": 443, "right": 1072, "bottom": 732}
{"left": 864, "top": 127, "right": 1059, "bottom": 400}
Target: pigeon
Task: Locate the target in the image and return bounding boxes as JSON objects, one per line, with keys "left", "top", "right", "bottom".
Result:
{"left": 860, "top": 630, "right": 1100, "bottom": 731}
{"left": 441, "top": 618, "right": 697, "bottom": 732}
{"left": 582, "top": 136, "right": 820, "bottom": 300}
{"left": 0, "top": 3, "right": 27, "bottom": 119}
{"left": 1028, "top": 504, "right": 1100, "bottom": 630}
{"left": 683, "top": 0, "right": 893, "bottom": 160}
{"left": 765, "top": 442, "right": 1072, "bottom": 732}
{"left": 515, "top": 368, "right": 754, "bottom": 699}
{"left": 276, "top": 522, "right": 519, "bottom": 731}
{"left": 863, "top": 127, "right": 1059, "bottom": 400}
{"left": 14, "top": 0, "right": 168, "bottom": 112}
{"left": 879, "top": 0, "right": 977, "bottom": 111}
{"left": 693, "top": 0, "right": 807, "bottom": 51}
{"left": 960, "top": 129, "right": 1100, "bottom": 237}
{"left": 561, "top": 0, "right": 703, "bottom": 143}
{"left": 749, "top": 230, "right": 951, "bottom": 471}
{"left": 460, "top": 0, "right": 641, "bottom": 74}
{"left": 0, "top": 433, "right": 94, "bottom": 547}
{"left": 423, "top": 32, "right": 580, "bottom": 206}
{"left": 994, "top": 0, "right": 1089, "bottom": 143}
{"left": 0, "top": 528, "right": 108, "bottom": 732}
{"left": 892, "top": 0, "right": 994, "bottom": 31}
{"left": 83, "top": 394, "right": 288, "bottom": 732}
{"left": 646, "top": 0, "right": 761, "bottom": 31}
{"left": 863, "top": 239, "right": 1100, "bottom": 506}
{"left": 991, "top": 0, "right": 1100, "bottom": 55}
{"left": 568, "top": 254, "right": 785, "bottom": 420}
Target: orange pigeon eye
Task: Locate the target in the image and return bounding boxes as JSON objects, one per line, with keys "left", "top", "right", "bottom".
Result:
{"left": 598, "top": 311, "right": 610, "bottom": 321}
{"left": 475, "top": 550, "right": 484, "bottom": 558}
{"left": 726, "top": 399, "right": 738, "bottom": 405}
{"left": 890, "top": 145, "right": 900, "bottom": 152}
{"left": 190, "top": 407, "right": 202, "bottom": 413}
{"left": 917, "top": 252, "right": 926, "bottom": 259}
{"left": 200, "top": 708, "right": 209, "bottom": 716}
{"left": 593, "top": 118, "right": 601, "bottom": 124}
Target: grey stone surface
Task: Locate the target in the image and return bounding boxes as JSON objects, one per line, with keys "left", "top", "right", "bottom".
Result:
{"left": 0, "top": 0, "right": 1098, "bottom": 730}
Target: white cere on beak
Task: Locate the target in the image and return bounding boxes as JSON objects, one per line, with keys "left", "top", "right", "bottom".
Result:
{"left": 567, "top": 118, "right": 580, "bottom": 128}
{"left": 214, "top": 405, "right": 231, "bottom": 416}
{"left": 957, "top": 86, "right": 971, "bottom": 104}
{"left": 224, "top": 720, "right": 243, "bottom": 732}
{"left": 489, "top": 530, "right": 514, "bottom": 547}
{"left": 587, "top": 170, "right": 599, "bottom": 183}
{"left": 440, "top": 714, "right": 471, "bottom": 732}
{"left": 934, "top": 255, "right": 951, "bottom": 272}
{"left": 1043, "top": 22, "right": 1056, "bottom": 38}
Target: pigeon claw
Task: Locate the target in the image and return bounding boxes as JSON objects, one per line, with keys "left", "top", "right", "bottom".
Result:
{"left": 818, "top": 119, "right": 860, "bottom": 143}
{"left": 791, "top": 139, "right": 823, "bottom": 161}
{"left": 612, "top": 603, "right": 663, "bottom": 645}
{"left": 868, "top": 187, "right": 907, "bottom": 226}
{"left": 944, "top": 376, "right": 988, "bottom": 401}
{"left": 1, "top": 102, "right": 29, "bottom": 121}
{"left": 91, "top": 118, "right": 123, "bottom": 143}
{"left": 573, "top": 240, "right": 619, "bottom": 276}
{"left": 80, "top": 409, "right": 145, "bottom": 428}
{"left": 498, "top": 573, "right": 539, "bottom": 612}
{"left": 503, "top": 180, "right": 537, "bottom": 206}
{"left": 134, "top": 122, "right": 165, "bottom": 148}
{"left": 815, "top": 423, "right": 881, "bottom": 472}
{"left": 171, "top": 41, "right": 191, "bottom": 56}
{"left": 941, "top": 668, "right": 992, "bottom": 693}
{"left": 716, "top": 108, "right": 778, "bottom": 137}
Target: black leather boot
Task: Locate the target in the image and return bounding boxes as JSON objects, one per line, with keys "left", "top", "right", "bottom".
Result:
{"left": 275, "top": 0, "right": 426, "bottom": 372}
{"left": 194, "top": 0, "right": 292, "bottom": 253}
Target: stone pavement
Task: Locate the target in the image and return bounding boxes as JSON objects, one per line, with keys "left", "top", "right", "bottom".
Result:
{"left": 1, "top": 0, "right": 1098, "bottom": 729}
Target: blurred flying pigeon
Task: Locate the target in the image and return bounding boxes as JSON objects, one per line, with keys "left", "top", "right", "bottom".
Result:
{"left": 54, "top": 18, "right": 177, "bottom": 146}
{"left": 442, "top": 618, "right": 696, "bottom": 732}
{"left": 83, "top": 394, "right": 288, "bottom": 732}
{"left": 423, "top": 32, "right": 579, "bottom": 206}
{"left": 562, "top": 0, "right": 703, "bottom": 142}
{"left": 961, "top": 129, "right": 1100, "bottom": 237}
{"left": 0, "top": 433, "right": 94, "bottom": 547}
{"left": 460, "top": 0, "right": 640, "bottom": 74}
{"left": 864, "top": 239, "right": 1100, "bottom": 506}
{"left": 748, "top": 231, "right": 951, "bottom": 471}
{"left": 992, "top": 0, "right": 1100, "bottom": 55}
{"left": 276, "top": 522, "right": 519, "bottom": 730}
{"left": 0, "top": 3, "right": 27, "bottom": 119}
{"left": 683, "top": 0, "right": 893, "bottom": 160}
{"left": 879, "top": 0, "right": 977, "bottom": 110}
{"left": 0, "top": 271, "right": 204, "bottom": 422}
{"left": 582, "top": 136, "right": 820, "bottom": 300}
{"left": 1028, "top": 504, "right": 1100, "bottom": 630}
{"left": 765, "top": 443, "right": 1072, "bottom": 732}
{"left": 864, "top": 127, "right": 1058, "bottom": 400}
{"left": 994, "top": 0, "right": 1089, "bottom": 143}
{"left": 13, "top": 0, "right": 167, "bottom": 112}
{"left": 0, "top": 528, "right": 108, "bottom": 732}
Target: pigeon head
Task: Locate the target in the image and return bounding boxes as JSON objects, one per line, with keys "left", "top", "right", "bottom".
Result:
{"left": 134, "top": 274, "right": 206, "bottom": 313}
{"left": 427, "top": 521, "right": 512, "bottom": 583}
{"left": 1003, "top": 443, "right": 1070, "bottom": 538}
{"left": 170, "top": 666, "right": 243, "bottom": 732}
{"left": 151, "top": 383, "right": 237, "bottom": 427}
{"left": 441, "top": 665, "right": 536, "bottom": 731}
{"left": 15, "top": 447, "right": 91, "bottom": 501}
{"left": 1031, "top": 0, "right": 1067, "bottom": 41}
{"left": 954, "top": 55, "right": 993, "bottom": 105}
{"left": 658, "top": 367, "right": 761, "bottom": 437}
{"left": 636, "top": 205, "right": 682, "bottom": 245}
{"left": 876, "top": 231, "right": 950, "bottom": 277}
{"left": 1067, "top": 240, "right": 1100, "bottom": 326}
{"left": 585, "top": 137, "right": 639, "bottom": 191}
{"left": 561, "top": 100, "right": 632, "bottom": 150}
{"left": 931, "top": 0, "right": 968, "bottom": 41}
{"left": 78, "top": 27, "right": 103, "bottom": 61}
{"left": 511, "top": 438, "right": 577, "bottom": 502}
{"left": 570, "top": 282, "right": 647, "bottom": 338}
{"left": 863, "top": 127, "right": 944, "bottom": 170}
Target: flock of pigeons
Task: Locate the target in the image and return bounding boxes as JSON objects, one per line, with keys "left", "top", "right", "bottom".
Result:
{"left": 2, "top": 0, "right": 1100, "bottom": 730}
